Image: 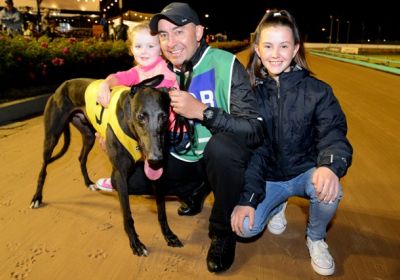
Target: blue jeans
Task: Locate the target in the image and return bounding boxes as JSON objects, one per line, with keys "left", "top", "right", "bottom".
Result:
{"left": 241, "top": 168, "right": 343, "bottom": 240}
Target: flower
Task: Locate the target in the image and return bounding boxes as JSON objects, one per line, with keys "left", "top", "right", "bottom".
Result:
{"left": 51, "top": 57, "right": 64, "bottom": 66}
{"left": 62, "top": 47, "right": 69, "bottom": 54}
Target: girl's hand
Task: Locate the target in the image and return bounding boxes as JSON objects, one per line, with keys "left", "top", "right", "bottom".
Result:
{"left": 312, "top": 166, "right": 339, "bottom": 202}
{"left": 97, "top": 82, "right": 111, "bottom": 108}
{"left": 231, "top": 205, "right": 255, "bottom": 236}
{"left": 95, "top": 132, "right": 107, "bottom": 153}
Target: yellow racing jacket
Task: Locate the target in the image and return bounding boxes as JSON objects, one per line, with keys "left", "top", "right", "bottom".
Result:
{"left": 85, "top": 80, "right": 142, "bottom": 161}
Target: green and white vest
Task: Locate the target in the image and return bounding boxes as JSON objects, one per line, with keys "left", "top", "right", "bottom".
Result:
{"left": 171, "top": 47, "right": 235, "bottom": 162}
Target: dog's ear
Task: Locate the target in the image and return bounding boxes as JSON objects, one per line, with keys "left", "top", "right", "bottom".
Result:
{"left": 130, "top": 85, "right": 139, "bottom": 97}
{"left": 140, "top": 74, "right": 164, "bottom": 88}
{"left": 157, "top": 87, "right": 170, "bottom": 93}
{"left": 130, "top": 75, "right": 165, "bottom": 97}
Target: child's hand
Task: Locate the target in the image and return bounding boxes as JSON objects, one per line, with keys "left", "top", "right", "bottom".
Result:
{"left": 312, "top": 166, "right": 339, "bottom": 202}
{"left": 97, "top": 82, "right": 111, "bottom": 107}
{"left": 95, "top": 132, "right": 107, "bottom": 153}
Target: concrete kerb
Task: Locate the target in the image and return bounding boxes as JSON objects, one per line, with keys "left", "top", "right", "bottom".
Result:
{"left": 0, "top": 93, "right": 51, "bottom": 126}
{"left": 309, "top": 50, "right": 400, "bottom": 75}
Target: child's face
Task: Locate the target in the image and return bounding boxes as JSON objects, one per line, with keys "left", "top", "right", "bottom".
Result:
{"left": 255, "top": 25, "right": 299, "bottom": 80}
{"left": 131, "top": 29, "right": 161, "bottom": 67}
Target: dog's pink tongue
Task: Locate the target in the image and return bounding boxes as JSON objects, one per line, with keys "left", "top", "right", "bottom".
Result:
{"left": 144, "top": 160, "right": 163, "bottom": 180}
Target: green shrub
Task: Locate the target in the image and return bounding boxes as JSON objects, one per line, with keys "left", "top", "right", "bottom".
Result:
{"left": 0, "top": 34, "right": 132, "bottom": 95}
{"left": 0, "top": 34, "right": 249, "bottom": 102}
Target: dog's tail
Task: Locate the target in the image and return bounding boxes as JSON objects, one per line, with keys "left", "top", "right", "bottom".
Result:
{"left": 48, "top": 125, "right": 71, "bottom": 163}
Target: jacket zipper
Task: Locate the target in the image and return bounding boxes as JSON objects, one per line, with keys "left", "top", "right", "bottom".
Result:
{"left": 276, "top": 82, "right": 288, "bottom": 178}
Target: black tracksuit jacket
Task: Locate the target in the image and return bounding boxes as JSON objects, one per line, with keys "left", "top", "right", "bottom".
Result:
{"left": 168, "top": 40, "right": 264, "bottom": 148}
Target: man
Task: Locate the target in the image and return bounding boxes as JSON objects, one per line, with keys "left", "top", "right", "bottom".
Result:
{"left": 99, "top": 13, "right": 108, "bottom": 40}
{"left": 114, "top": 17, "right": 128, "bottom": 41}
{"left": 149, "top": 2, "right": 263, "bottom": 273}
{"left": 0, "top": 0, "right": 22, "bottom": 36}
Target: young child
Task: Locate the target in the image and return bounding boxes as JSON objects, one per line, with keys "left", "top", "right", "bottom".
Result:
{"left": 96, "top": 20, "right": 177, "bottom": 107}
{"left": 230, "top": 10, "right": 353, "bottom": 276}
{"left": 95, "top": 20, "right": 181, "bottom": 192}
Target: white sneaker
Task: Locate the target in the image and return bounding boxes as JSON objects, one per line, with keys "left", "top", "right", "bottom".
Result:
{"left": 306, "top": 237, "right": 335, "bottom": 276}
{"left": 267, "top": 201, "right": 287, "bottom": 235}
{"left": 95, "top": 178, "right": 114, "bottom": 192}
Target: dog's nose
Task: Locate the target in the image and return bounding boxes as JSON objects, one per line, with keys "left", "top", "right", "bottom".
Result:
{"left": 147, "top": 158, "right": 163, "bottom": 166}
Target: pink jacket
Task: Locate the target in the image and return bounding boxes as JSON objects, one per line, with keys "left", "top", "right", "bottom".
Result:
{"left": 112, "top": 56, "right": 178, "bottom": 89}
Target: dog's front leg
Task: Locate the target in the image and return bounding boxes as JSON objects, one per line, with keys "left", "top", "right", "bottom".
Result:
{"left": 112, "top": 171, "right": 149, "bottom": 256}
{"left": 154, "top": 183, "right": 183, "bottom": 248}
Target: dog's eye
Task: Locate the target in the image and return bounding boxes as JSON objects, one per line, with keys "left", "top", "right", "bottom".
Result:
{"left": 160, "top": 113, "right": 168, "bottom": 122}
{"left": 137, "top": 113, "right": 145, "bottom": 122}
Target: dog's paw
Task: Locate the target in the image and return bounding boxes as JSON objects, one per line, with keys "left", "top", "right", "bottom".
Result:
{"left": 88, "top": 184, "right": 97, "bottom": 191}
{"left": 130, "top": 240, "right": 149, "bottom": 257}
{"left": 142, "top": 248, "right": 149, "bottom": 256}
{"left": 30, "top": 200, "right": 41, "bottom": 209}
{"left": 132, "top": 247, "right": 149, "bottom": 257}
{"left": 166, "top": 235, "right": 184, "bottom": 248}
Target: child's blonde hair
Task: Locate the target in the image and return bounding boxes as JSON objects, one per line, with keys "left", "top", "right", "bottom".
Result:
{"left": 126, "top": 20, "right": 155, "bottom": 56}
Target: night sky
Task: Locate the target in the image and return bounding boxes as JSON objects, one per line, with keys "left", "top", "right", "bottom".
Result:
{"left": 123, "top": 0, "right": 398, "bottom": 43}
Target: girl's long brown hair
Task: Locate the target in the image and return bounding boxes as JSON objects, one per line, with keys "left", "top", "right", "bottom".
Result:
{"left": 247, "top": 9, "right": 310, "bottom": 87}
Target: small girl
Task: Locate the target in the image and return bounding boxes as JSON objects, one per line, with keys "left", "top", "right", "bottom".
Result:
{"left": 96, "top": 20, "right": 177, "bottom": 106}
{"left": 230, "top": 10, "right": 353, "bottom": 276}
{"left": 95, "top": 20, "right": 184, "bottom": 192}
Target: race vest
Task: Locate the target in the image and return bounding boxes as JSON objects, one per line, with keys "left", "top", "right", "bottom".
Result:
{"left": 171, "top": 47, "right": 235, "bottom": 162}
{"left": 85, "top": 80, "right": 142, "bottom": 161}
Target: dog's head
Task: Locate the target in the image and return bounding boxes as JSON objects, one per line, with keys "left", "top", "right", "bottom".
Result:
{"left": 126, "top": 75, "right": 170, "bottom": 180}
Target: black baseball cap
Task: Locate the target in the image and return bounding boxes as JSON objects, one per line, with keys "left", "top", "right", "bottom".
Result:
{"left": 149, "top": 2, "right": 200, "bottom": 33}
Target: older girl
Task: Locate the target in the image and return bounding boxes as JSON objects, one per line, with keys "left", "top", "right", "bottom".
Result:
{"left": 230, "top": 10, "right": 352, "bottom": 276}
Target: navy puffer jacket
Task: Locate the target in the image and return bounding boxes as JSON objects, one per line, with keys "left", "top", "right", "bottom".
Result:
{"left": 239, "top": 66, "right": 353, "bottom": 208}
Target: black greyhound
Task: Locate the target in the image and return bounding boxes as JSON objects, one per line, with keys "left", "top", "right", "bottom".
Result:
{"left": 30, "top": 75, "right": 183, "bottom": 256}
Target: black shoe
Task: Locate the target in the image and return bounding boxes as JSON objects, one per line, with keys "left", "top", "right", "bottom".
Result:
{"left": 207, "top": 234, "right": 236, "bottom": 273}
{"left": 177, "top": 182, "right": 210, "bottom": 216}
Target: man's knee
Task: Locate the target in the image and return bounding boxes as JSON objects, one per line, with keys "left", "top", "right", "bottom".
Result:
{"left": 204, "top": 133, "right": 248, "bottom": 162}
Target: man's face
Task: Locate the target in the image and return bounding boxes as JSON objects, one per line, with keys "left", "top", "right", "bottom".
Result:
{"left": 157, "top": 19, "right": 204, "bottom": 69}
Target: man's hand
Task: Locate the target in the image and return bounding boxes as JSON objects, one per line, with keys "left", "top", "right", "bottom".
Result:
{"left": 169, "top": 89, "right": 207, "bottom": 120}
{"left": 231, "top": 205, "right": 255, "bottom": 236}
{"left": 312, "top": 166, "right": 340, "bottom": 202}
